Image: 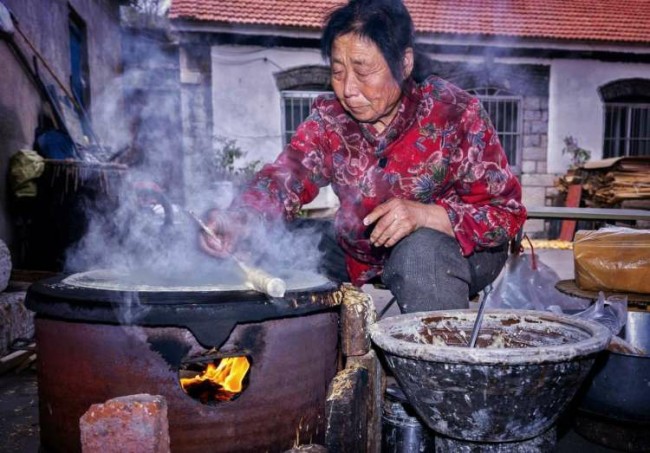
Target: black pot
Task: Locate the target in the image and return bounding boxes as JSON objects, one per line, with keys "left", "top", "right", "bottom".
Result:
{"left": 577, "top": 310, "right": 650, "bottom": 422}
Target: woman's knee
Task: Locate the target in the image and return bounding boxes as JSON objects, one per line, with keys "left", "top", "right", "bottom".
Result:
{"left": 381, "top": 228, "right": 471, "bottom": 312}
{"left": 384, "top": 229, "right": 461, "bottom": 277}
{"left": 382, "top": 229, "right": 469, "bottom": 291}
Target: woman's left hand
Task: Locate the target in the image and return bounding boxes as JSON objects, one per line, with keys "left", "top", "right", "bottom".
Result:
{"left": 363, "top": 198, "right": 454, "bottom": 247}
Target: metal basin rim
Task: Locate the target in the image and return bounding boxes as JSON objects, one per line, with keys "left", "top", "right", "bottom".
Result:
{"left": 370, "top": 309, "right": 612, "bottom": 365}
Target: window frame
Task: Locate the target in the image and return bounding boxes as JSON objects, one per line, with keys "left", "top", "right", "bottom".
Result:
{"left": 468, "top": 87, "right": 523, "bottom": 173}
{"left": 603, "top": 102, "right": 650, "bottom": 158}
{"left": 68, "top": 8, "right": 90, "bottom": 110}
{"left": 280, "top": 90, "right": 331, "bottom": 145}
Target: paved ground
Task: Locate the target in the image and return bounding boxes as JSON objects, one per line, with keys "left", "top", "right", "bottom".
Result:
{"left": 0, "top": 249, "right": 621, "bottom": 452}
{"left": 0, "top": 368, "right": 39, "bottom": 453}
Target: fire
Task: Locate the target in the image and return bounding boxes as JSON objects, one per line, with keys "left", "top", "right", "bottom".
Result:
{"left": 180, "top": 356, "right": 250, "bottom": 403}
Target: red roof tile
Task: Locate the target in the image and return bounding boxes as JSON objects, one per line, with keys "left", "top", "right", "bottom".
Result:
{"left": 169, "top": 0, "right": 650, "bottom": 44}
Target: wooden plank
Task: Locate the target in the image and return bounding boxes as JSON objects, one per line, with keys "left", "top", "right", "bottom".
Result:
{"left": 559, "top": 184, "right": 583, "bottom": 241}
{"left": 526, "top": 206, "right": 650, "bottom": 221}
{"left": 0, "top": 344, "right": 35, "bottom": 375}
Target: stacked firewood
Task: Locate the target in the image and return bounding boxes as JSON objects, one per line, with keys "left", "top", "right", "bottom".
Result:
{"left": 556, "top": 156, "right": 650, "bottom": 209}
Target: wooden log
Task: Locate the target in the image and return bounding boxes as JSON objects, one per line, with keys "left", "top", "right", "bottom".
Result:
{"left": 0, "top": 344, "right": 35, "bottom": 375}
{"left": 340, "top": 284, "right": 377, "bottom": 357}
{"left": 325, "top": 364, "right": 369, "bottom": 453}
{"left": 559, "top": 184, "right": 583, "bottom": 241}
{"left": 347, "top": 350, "right": 385, "bottom": 453}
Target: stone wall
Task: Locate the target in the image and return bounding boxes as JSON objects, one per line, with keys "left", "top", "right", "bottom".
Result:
{"left": 520, "top": 96, "right": 557, "bottom": 237}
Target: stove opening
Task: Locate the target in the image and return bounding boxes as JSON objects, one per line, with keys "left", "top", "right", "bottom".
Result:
{"left": 179, "top": 355, "right": 251, "bottom": 404}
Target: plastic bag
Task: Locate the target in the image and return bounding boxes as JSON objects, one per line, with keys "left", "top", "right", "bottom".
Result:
{"left": 570, "top": 291, "right": 627, "bottom": 336}
{"left": 484, "top": 252, "right": 591, "bottom": 312}
{"left": 574, "top": 227, "right": 650, "bottom": 294}
{"left": 9, "top": 149, "right": 45, "bottom": 198}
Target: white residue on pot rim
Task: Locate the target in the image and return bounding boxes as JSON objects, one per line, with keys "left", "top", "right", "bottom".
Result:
{"left": 387, "top": 312, "right": 590, "bottom": 349}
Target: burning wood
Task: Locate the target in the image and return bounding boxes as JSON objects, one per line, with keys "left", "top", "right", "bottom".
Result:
{"left": 180, "top": 356, "right": 250, "bottom": 404}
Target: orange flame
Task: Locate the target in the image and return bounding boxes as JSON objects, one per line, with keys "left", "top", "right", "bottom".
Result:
{"left": 180, "top": 356, "right": 250, "bottom": 402}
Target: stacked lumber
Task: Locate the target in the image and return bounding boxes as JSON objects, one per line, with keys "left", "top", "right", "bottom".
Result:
{"left": 556, "top": 157, "right": 650, "bottom": 208}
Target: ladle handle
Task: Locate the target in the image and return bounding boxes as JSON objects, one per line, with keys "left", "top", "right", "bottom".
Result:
{"left": 469, "top": 284, "right": 492, "bottom": 348}
{"left": 187, "top": 210, "right": 286, "bottom": 298}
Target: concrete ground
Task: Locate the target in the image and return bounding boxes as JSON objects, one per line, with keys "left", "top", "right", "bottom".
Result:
{"left": 0, "top": 249, "right": 624, "bottom": 451}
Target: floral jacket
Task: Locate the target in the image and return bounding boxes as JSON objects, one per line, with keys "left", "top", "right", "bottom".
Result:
{"left": 239, "top": 76, "right": 527, "bottom": 286}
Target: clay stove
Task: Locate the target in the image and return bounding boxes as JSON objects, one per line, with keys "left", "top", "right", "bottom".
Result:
{"left": 26, "top": 269, "right": 341, "bottom": 453}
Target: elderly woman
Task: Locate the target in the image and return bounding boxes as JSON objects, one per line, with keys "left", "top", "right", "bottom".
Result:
{"left": 200, "top": 0, "right": 527, "bottom": 313}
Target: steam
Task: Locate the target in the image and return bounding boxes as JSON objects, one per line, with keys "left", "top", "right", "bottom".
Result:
{"left": 63, "top": 44, "right": 324, "bottom": 286}
{"left": 64, "top": 175, "right": 324, "bottom": 286}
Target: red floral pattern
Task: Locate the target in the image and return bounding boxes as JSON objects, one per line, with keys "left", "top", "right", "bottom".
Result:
{"left": 239, "top": 76, "right": 527, "bottom": 285}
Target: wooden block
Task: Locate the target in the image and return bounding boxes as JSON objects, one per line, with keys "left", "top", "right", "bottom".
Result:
{"left": 559, "top": 184, "right": 583, "bottom": 241}
{"left": 347, "top": 351, "right": 385, "bottom": 453}
{"left": 325, "top": 365, "right": 369, "bottom": 452}
{"left": 340, "top": 284, "right": 377, "bottom": 357}
{"left": 0, "top": 347, "right": 34, "bottom": 375}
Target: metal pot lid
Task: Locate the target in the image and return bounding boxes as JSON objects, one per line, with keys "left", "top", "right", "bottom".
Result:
{"left": 26, "top": 271, "right": 340, "bottom": 348}
{"left": 62, "top": 268, "right": 331, "bottom": 293}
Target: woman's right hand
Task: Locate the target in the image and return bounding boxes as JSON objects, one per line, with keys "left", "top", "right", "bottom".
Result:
{"left": 198, "top": 209, "right": 240, "bottom": 258}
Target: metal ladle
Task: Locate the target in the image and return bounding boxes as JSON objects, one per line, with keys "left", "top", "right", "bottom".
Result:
{"left": 469, "top": 284, "right": 493, "bottom": 348}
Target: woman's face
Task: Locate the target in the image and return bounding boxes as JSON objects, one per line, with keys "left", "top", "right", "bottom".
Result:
{"left": 330, "top": 33, "right": 412, "bottom": 132}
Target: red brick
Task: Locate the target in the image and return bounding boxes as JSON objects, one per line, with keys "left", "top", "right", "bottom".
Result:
{"left": 80, "top": 394, "right": 170, "bottom": 453}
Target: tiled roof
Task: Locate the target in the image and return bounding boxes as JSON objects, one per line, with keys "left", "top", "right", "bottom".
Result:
{"left": 169, "top": 0, "right": 650, "bottom": 44}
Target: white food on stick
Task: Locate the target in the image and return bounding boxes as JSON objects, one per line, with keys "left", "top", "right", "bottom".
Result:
{"left": 188, "top": 210, "right": 287, "bottom": 298}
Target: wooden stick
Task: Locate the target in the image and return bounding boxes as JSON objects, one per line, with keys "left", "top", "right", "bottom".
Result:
{"left": 187, "top": 210, "right": 286, "bottom": 298}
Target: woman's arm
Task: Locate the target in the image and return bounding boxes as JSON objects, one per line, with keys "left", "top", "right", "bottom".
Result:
{"left": 236, "top": 109, "right": 332, "bottom": 220}
{"left": 438, "top": 98, "right": 527, "bottom": 255}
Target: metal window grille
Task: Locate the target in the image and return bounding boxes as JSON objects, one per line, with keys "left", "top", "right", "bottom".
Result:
{"left": 281, "top": 88, "right": 523, "bottom": 169}
{"left": 281, "top": 91, "right": 331, "bottom": 145}
{"left": 468, "top": 88, "right": 522, "bottom": 169}
{"left": 604, "top": 103, "right": 650, "bottom": 158}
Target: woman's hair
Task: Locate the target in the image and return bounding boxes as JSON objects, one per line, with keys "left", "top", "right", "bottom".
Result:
{"left": 321, "top": 0, "right": 433, "bottom": 83}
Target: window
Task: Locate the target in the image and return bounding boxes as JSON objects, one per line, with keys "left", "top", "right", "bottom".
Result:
{"left": 281, "top": 91, "right": 331, "bottom": 145}
{"left": 467, "top": 88, "right": 522, "bottom": 170}
{"left": 69, "top": 9, "right": 90, "bottom": 110}
{"left": 281, "top": 87, "right": 524, "bottom": 167}
{"left": 603, "top": 104, "right": 650, "bottom": 157}
{"left": 600, "top": 79, "right": 650, "bottom": 158}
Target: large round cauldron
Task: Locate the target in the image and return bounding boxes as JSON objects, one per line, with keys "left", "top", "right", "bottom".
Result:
{"left": 26, "top": 270, "right": 341, "bottom": 453}
{"left": 370, "top": 309, "right": 611, "bottom": 443}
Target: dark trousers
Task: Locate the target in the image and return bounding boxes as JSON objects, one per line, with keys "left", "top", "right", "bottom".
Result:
{"left": 291, "top": 218, "right": 508, "bottom": 314}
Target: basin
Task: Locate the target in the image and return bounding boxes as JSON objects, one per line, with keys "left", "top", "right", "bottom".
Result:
{"left": 370, "top": 309, "right": 611, "bottom": 442}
